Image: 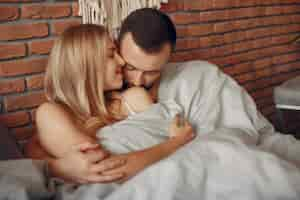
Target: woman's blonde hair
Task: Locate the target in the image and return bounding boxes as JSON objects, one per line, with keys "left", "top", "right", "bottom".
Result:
{"left": 45, "top": 24, "right": 113, "bottom": 133}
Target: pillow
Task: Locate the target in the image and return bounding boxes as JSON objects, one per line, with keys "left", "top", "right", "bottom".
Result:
{"left": 0, "top": 125, "right": 23, "bottom": 160}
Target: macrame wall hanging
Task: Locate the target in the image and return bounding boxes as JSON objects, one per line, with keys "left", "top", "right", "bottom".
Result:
{"left": 78, "top": 0, "right": 169, "bottom": 35}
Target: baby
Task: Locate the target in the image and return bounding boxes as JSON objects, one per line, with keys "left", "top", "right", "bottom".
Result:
{"left": 107, "top": 86, "right": 188, "bottom": 138}
{"left": 107, "top": 87, "right": 154, "bottom": 118}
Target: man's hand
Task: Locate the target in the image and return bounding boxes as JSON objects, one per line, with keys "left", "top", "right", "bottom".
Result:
{"left": 168, "top": 114, "right": 195, "bottom": 145}
{"left": 98, "top": 152, "right": 148, "bottom": 183}
{"left": 48, "top": 142, "right": 126, "bottom": 184}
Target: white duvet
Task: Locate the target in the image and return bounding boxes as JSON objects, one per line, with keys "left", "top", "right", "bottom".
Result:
{"left": 94, "top": 61, "right": 300, "bottom": 200}
{"left": 2, "top": 61, "right": 300, "bottom": 200}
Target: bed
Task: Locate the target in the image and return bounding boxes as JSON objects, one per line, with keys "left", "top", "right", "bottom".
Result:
{"left": 1, "top": 61, "right": 300, "bottom": 200}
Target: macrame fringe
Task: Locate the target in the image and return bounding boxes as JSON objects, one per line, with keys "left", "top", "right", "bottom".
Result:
{"left": 78, "top": 0, "right": 168, "bottom": 35}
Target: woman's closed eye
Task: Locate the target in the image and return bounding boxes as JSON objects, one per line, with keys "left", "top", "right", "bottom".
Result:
{"left": 125, "top": 64, "right": 136, "bottom": 71}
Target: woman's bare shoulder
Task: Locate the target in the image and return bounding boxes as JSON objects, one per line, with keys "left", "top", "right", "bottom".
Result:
{"left": 36, "top": 102, "right": 72, "bottom": 124}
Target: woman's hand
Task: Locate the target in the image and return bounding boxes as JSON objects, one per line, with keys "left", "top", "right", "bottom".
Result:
{"left": 48, "top": 142, "right": 126, "bottom": 184}
{"left": 168, "top": 114, "right": 195, "bottom": 145}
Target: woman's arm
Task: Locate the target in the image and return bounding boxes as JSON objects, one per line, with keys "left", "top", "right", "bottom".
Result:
{"left": 25, "top": 132, "right": 127, "bottom": 184}
{"left": 35, "top": 102, "right": 97, "bottom": 158}
{"left": 32, "top": 102, "right": 127, "bottom": 184}
{"left": 100, "top": 115, "right": 195, "bottom": 182}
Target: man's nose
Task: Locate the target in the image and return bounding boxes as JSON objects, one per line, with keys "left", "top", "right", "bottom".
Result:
{"left": 115, "top": 52, "right": 125, "bottom": 67}
{"left": 133, "top": 71, "right": 144, "bottom": 86}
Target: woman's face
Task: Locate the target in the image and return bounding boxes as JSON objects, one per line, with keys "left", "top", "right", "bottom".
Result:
{"left": 103, "top": 38, "right": 125, "bottom": 91}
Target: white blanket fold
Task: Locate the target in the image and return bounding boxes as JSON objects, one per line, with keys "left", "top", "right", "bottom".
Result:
{"left": 95, "top": 61, "right": 300, "bottom": 199}
{"left": 1, "top": 61, "right": 299, "bottom": 200}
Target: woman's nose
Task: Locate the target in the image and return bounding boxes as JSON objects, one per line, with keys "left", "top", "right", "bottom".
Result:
{"left": 133, "top": 71, "right": 144, "bottom": 86}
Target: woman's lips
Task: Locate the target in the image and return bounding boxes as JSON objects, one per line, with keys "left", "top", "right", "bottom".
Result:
{"left": 116, "top": 66, "right": 122, "bottom": 74}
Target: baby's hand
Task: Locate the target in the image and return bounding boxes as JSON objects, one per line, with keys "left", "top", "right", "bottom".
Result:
{"left": 168, "top": 114, "right": 195, "bottom": 143}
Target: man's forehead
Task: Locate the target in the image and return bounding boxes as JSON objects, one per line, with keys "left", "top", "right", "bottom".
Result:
{"left": 123, "top": 57, "right": 163, "bottom": 72}
{"left": 119, "top": 33, "right": 170, "bottom": 71}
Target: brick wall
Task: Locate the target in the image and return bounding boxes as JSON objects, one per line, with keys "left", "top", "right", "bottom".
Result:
{"left": 0, "top": 0, "right": 80, "bottom": 141}
{"left": 0, "top": 0, "right": 300, "bottom": 141}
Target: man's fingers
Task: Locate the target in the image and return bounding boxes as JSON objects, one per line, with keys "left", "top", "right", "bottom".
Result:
{"left": 72, "top": 142, "right": 99, "bottom": 152}
{"left": 85, "top": 151, "right": 108, "bottom": 163}
{"left": 87, "top": 173, "right": 124, "bottom": 183}
{"left": 90, "top": 158, "right": 126, "bottom": 173}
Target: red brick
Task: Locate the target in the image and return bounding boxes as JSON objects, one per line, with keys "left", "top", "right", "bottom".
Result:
{"left": 223, "top": 62, "right": 254, "bottom": 76}
{"left": 171, "top": 48, "right": 212, "bottom": 62}
{"left": 235, "top": 73, "right": 255, "bottom": 84}
{"left": 171, "top": 51, "right": 193, "bottom": 62}
{"left": 212, "top": 0, "right": 236, "bottom": 9}
{"left": 26, "top": 74, "right": 44, "bottom": 90}
{"left": 257, "top": 97, "right": 274, "bottom": 108}
{"left": 72, "top": 2, "right": 79, "bottom": 16}
{"left": 184, "top": 0, "right": 214, "bottom": 11}
{"left": 265, "top": 6, "right": 284, "bottom": 15}
{"left": 0, "top": 0, "right": 41, "bottom": 2}
{"left": 217, "top": 0, "right": 300, "bottom": 8}
{"left": 29, "top": 39, "right": 54, "bottom": 55}
{"left": 0, "top": 6, "right": 19, "bottom": 21}
{"left": 170, "top": 13, "right": 200, "bottom": 25}
{"left": 175, "top": 39, "right": 189, "bottom": 51}
{"left": 196, "top": 6, "right": 296, "bottom": 24}
{"left": 255, "top": 68, "right": 272, "bottom": 79}
{"left": 0, "top": 78, "right": 25, "bottom": 94}
{"left": 176, "top": 26, "right": 187, "bottom": 38}
{"left": 272, "top": 52, "right": 300, "bottom": 65}
{"left": 0, "top": 111, "right": 30, "bottom": 127}
{"left": 244, "top": 78, "right": 272, "bottom": 92}
{"left": 175, "top": 36, "right": 221, "bottom": 51}
{"left": 253, "top": 58, "right": 272, "bottom": 70}
{"left": 21, "top": 3, "right": 71, "bottom": 19}
{"left": 272, "top": 62, "right": 300, "bottom": 76}
{"left": 211, "top": 45, "right": 233, "bottom": 57}
{"left": 199, "top": 10, "right": 229, "bottom": 22}
{"left": 211, "top": 56, "right": 240, "bottom": 66}
{"left": 186, "top": 24, "right": 214, "bottom": 37}
{"left": 232, "top": 38, "right": 273, "bottom": 54}
{"left": 160, "top": 0, "right": 184, "bottom": 12}
{"left": 230, "top": 7, "right": 266, "bottom": 19}
{"left": 51, "top": 19, "right": 81, "bottom": 35}
{"left": 30, "top": 109, "right": 37, "bottom": 122}
{"left": 246, "top": 24, "right": 300, "bottom": 40}
{"left": 4, "top": 91, "right": 46, "bottom": 111}
{"left": 214, "top": 21, "right": 236, "bottom": 33}
{"left": 272, "top": 33, "right": 298, "bottom": 44}
{"left": 0, "top": 23, "right": 48, "bottom": 41}
{"left": 261, "top": 105, "right": 275, "bottom": 117}
{"left": 224, "top": 32, "right": 247, "bottom": 44}
{"left": 12, "top": 125, "right": 35, "bottom": 141}
{"left": 282, "top": 5, "right": 300, "bottom": 14}
{"left": 0, "top": 43, "right": 26, "bottom": 60}
{"left": 251, "top": 87, "right": 273, "bottom": 101}
{"left": 0, "top": 57, "right": 47, "bottom": 77}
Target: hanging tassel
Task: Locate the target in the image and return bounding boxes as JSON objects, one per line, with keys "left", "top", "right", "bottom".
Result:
{"left": 78, "top": 0, "right": 169, "bottom": 33}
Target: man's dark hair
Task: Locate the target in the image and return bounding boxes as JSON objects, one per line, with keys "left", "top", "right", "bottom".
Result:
{"left": 118, "top": 8, "right": 177, "bottom": 53}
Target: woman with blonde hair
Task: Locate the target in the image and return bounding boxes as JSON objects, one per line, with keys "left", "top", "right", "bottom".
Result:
{"left": 26, "top": 24, "right": 195, "bottom": 184}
